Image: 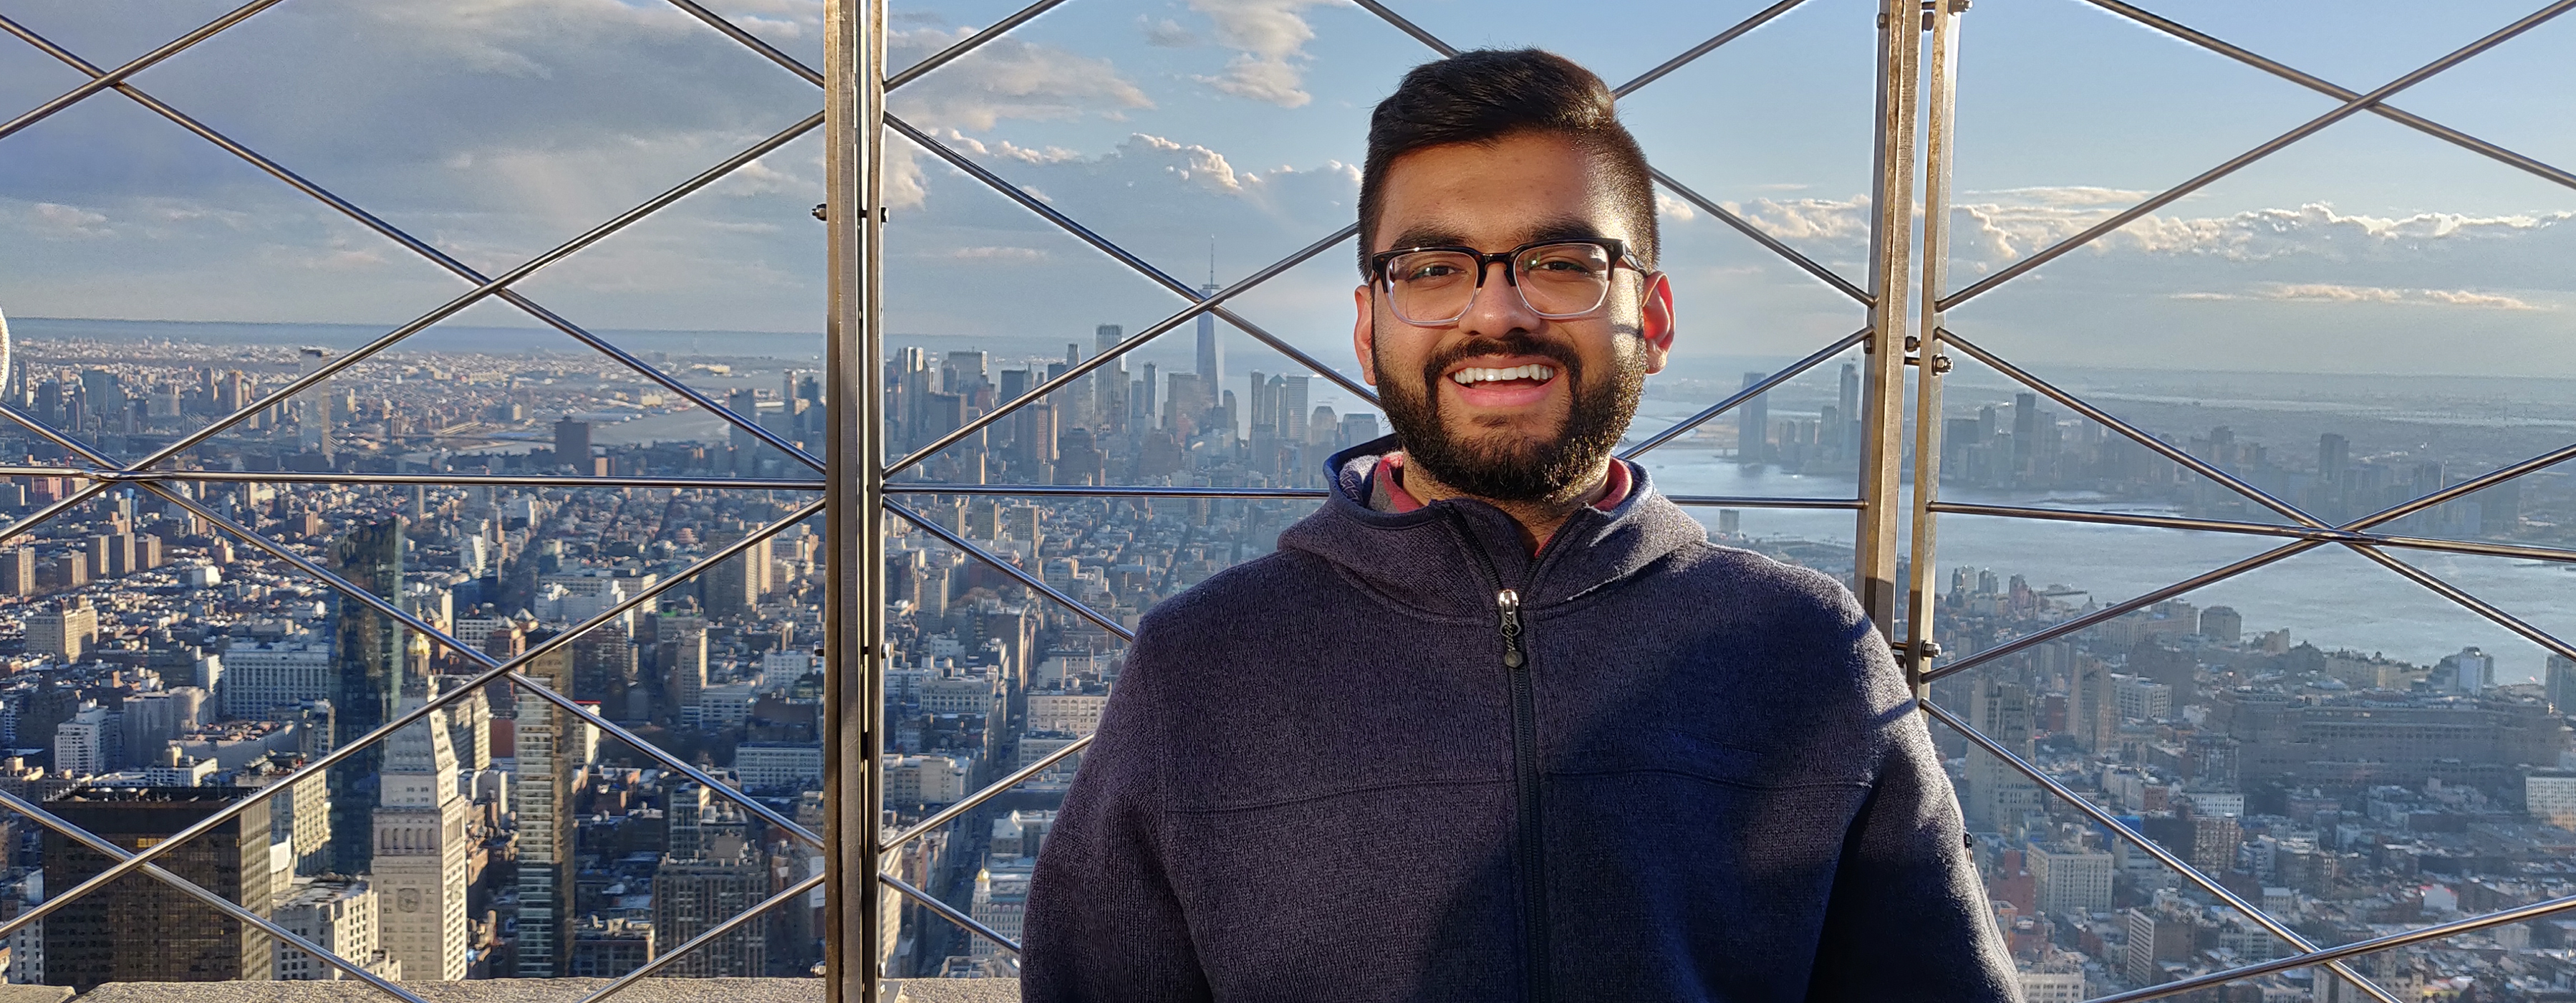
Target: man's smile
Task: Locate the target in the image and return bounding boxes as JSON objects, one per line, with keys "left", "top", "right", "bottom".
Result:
{"left": 1439, "top": 353, "right": 1566, "bottom": 411}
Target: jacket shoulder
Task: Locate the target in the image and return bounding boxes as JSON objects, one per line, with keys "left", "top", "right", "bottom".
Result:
{"left": 1657, "top": 539, "right": 1870, "bottom": 627}
{"left": 1645, "top": 541, "right": 1904, "bottom": 711}
{"left": 1131, "top": 547, "right": 1344, "bottom": 640}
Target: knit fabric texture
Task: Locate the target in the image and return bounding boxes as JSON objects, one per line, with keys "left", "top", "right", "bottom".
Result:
{"left": 1019, "top": 434, "right": 2020, "bottom": 1002}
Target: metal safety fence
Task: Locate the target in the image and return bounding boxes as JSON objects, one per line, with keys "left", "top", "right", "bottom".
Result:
{"left": 0, "top": 0, "right": 2569, "bottom": 999}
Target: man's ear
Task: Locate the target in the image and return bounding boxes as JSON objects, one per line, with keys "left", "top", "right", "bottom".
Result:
{"left": 1352, "top": 284, "right": 1380, "bottom": 385}
{"left": 1639, "top": 271, "right": 1675, "bottom": 376}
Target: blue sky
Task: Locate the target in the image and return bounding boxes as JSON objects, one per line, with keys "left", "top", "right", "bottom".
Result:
{"left": 1, "top": 0, "right": 2570, "bottom": 395}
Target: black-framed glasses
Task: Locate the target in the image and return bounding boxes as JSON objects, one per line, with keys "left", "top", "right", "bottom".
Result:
{"left": 1368, "top": 238, "right": 1649, "bottom": 326}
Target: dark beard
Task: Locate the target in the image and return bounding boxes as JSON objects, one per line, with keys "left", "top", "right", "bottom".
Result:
{"left": 1374, "top": 330, "right": 1646, "bottom": 503}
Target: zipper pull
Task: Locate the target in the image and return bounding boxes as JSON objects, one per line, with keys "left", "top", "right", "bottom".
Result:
{"left": 1497, "top": 589, "right": 1525, "bottom": 669}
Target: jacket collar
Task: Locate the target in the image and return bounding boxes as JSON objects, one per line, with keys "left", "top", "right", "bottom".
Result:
{"left": 1276, "top": 434, "right": 1709, "bottom": 618}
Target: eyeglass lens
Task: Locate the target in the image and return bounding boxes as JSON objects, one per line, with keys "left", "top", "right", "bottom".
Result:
{"left": 1383, "top": 242, "right": 1615, "bottom": 324}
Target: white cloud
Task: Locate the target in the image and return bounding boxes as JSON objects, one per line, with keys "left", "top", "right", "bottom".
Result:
{"left": 1953, "top": 199, "right": 2576, "bottom": 266}
{"left": 946, "top": 246, "right": 1048, "bottom": 261}
{"left": 1144, "top": 18, "right": 1200, "bottom": 47}
{"left": 1133, "top": 134, "right": 1246, "bottom": 195}
{"left": 2259, "top": 283, "right": 2408, "bottom": 304}
{"left": 922, "top": 131, "right": 1356, "bottom": 224}
{"left": 706, "top": 159, "right": 808, "bottom": 198}
{"left": 26, "top": 202, "right": 111, "bottom": 239}
{"left": 991, "top": 141, "right": 1086, "bottom": 166}
{"left": 0, "top": 1, "right": 1209, "bottom": 332}
{"left": 2417, "top": 288, "right": 2539, "bottom": 309}
{"left": 877, "top": 26, "right": 1153, "bottom": 212}
{"left": 1185, "top": 0, "right": 1336, "bottom": 107}
{"left": 887, "top": 26, "right": 1152, "bottom": 133}
{"left": 1717, "top": 194, "right": 1875, "bottom": 245}
{"left": 4, "top": 0, "right": 2560, "bottom": 378}
{"left": 1964, "top": 186, "right": 2156, "bottom": 208}
{"left": 2174, "top": 282, "right": 2543, "bottom": 310}
{"left": 275, "top": 241, "right": 391, "bottom": 272}
{"left": 1693, "top": 190, "right": 2576, "bottom": 294}
{"left": 877, "top": 130, "right": 1366, "bottom": 342}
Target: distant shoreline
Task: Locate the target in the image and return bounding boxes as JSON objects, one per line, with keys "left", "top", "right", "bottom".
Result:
{"left": 16, "top": 315, "right": 2575, "bottom": 395}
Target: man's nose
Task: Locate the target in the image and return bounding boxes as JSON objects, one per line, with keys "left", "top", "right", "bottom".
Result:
{"left": 1461, "top": 257, "right": 1542, "bottom": 335}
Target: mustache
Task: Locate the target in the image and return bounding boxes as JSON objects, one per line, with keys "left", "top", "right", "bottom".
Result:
{"left": 1417, "top": 332, "right": 1583, "bottom": 393}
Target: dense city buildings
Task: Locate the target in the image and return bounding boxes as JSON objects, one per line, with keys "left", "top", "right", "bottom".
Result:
{"left": 1932, "top": 565, "right": 2576, "bottom": 997}
{"left": 0, "top": 333, "right": 846, "bottom": 984}
{"left": 0, "top": 322, "right": 2564, "bottom": 992}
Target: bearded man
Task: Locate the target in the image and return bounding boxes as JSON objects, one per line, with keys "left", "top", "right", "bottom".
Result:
{"left": 1021, "top": 48, "right": 2019, "bottom": 1003}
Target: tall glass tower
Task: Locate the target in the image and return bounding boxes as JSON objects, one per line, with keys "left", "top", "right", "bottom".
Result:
{"left": 1195, "top": 282, "right": 1222, "bottom": 415}
{"left": 516, "top": 628, "right": 577, "bottom": 976}
{"left": 1196, "top": 243, "right": 1222, "bottom": 419}
{"left": 327, "top": 516, "right": 404, "bottom": 875}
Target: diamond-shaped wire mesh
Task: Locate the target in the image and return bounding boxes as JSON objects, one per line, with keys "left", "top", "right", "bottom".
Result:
{"left": 7, "top": 0, "right": 2574, "bottom": 997}
{"left": 1904, "top": 1, "right": 2576, "bottom": 998}
{"left": 0, "top": 0, "right": 841, "bottom": 993}
{"left": 852, "top": 0, "right": 1926, "bottom": 966}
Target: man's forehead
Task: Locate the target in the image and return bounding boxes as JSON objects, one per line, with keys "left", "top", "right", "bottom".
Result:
{"left": 1371, "top": 135, "right": 1626, "bottom": 253}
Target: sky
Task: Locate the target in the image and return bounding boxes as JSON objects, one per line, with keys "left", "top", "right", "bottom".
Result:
{"left": 0, "top": 0, "right": 2572, "bottom": 398}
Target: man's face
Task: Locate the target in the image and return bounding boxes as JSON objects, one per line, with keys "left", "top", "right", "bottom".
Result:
{"left": 1355, "top": 131, "right": 1674, "bottom": 503}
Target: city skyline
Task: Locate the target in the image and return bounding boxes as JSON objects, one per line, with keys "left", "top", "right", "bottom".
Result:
{"left": 0, "top": 0, "right": 2569, "bottom": 997}
{"left": 0, "top": 319, "right": 2560, "bottom": 992}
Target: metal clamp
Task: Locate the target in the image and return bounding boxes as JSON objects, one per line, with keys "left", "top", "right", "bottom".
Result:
{"left": 1920, "top": 0, "right": 1968, "bottom": 29}
{"left": 813, "top": 203, "right": 888, "bottom": 223}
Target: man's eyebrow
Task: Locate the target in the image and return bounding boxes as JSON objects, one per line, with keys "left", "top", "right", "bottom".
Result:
{"left": 1525, "top": 218, "right": 1616, "bottom": 245}
{"left": 1382, "top": 219, "right": 1618, "bottom": 252}
{"left": 1384, "top": 226, "right": 1468, "bottom": 250}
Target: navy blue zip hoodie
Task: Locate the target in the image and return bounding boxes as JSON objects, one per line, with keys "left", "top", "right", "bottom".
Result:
{"left": 1021, "top": 436, "right": 2020, "bottom": 1002}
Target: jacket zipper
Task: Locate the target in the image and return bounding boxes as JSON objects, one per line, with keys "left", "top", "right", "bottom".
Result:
{"left": 1449, "top": 513, "right": 1550, "bottom": 1003}
{"left": 1495, "top": 586, "right": 1550, "bottom": 1003}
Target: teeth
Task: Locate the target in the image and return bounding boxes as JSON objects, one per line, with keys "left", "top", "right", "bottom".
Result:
{"left": 1448, "top": 364, "right": 1557, "bottom": 386}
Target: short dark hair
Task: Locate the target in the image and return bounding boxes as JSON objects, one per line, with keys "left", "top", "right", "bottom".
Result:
{"left": 1358, "top": 49, "right": 1657, "bottom": 277}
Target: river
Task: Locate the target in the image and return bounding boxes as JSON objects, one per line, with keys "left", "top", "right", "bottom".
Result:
{"left": 1635, "top": 444, "right": 2576, "bottom": 683}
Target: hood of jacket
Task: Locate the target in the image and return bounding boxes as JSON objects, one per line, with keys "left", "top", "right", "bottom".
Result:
{"left": 1275, "top": 433, "right": 1712, "bottom": 618}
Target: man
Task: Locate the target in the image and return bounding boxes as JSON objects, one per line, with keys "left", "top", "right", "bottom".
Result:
{"left": 1022, "top": 49, "right": 2018, "bottom": 1001}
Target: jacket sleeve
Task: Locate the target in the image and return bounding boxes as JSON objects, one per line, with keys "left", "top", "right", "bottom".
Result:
{"left": 1805, "top": 640, "right": 2023, "bottom": 1000}
{"left": 1020, "top": 628, "right": 1212, "bottom": 1002}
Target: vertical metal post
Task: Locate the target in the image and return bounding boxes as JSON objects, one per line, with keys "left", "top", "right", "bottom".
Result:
{"left": 823, "top": 0, "right": 887, "bottom": 997}
{"left": 1853, "top": 0, "right": 1921, "bottom": 637}
{"left": 1903, "top": 0, "right": 1963, "bottom": 696}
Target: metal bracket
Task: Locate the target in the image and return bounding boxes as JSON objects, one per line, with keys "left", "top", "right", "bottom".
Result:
{"left": 1922, "top": 0, "right": 1969, "bottom": 29}
{"left": 813, "top": 203, "right": 888, "bottom": 223}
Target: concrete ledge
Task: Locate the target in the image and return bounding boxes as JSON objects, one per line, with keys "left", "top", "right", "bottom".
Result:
{"left": 884, "top": 982, "right": 1017, "bottom": 1003}
{"left": 62, "top": 980, "right": 1015, "bottom": 1003}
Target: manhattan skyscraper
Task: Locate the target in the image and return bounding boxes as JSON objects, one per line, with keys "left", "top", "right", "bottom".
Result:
{"left": 1196, "top": 244, "right": 1222, "bottom": 408}
{"left": 374, "top": 684, "right": 471, "bottom": 982}
{"left": 328, "top": 517, "right": 405, "bottom": 875}
{"left": 516, "top": 630, "right": 579, "bottom": 976}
